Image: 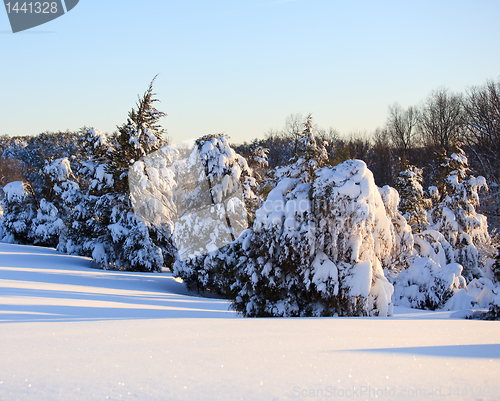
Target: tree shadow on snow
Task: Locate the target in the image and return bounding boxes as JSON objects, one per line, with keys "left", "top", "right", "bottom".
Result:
{"left": 347, "top": 344, "right": 500, "bottom": 359}
{"left": 0, "top": 244, "right": 237, "bottom": 323}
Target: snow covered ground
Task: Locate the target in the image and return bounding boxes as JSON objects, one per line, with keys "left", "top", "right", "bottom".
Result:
{"left": 1, "top": 243, "right": 499, "bottom": 401}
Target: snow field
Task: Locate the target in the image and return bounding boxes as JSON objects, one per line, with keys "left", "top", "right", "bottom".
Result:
{"left": 1, "top": 243, "right": 500, "bottom": 400}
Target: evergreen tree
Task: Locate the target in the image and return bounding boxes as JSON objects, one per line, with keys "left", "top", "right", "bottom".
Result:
{"left": 81, "top": 128, "right": 111, "bottom": 161}
{"left": 0, "top": 181, "right": 36, "bottom": 244}
{"left": 30, "top": 198, "right": 63, "bottom": 247}
{"left": 61, "top": 129, "right": 115, "bottom": 257}
{"left": 80, "top": 78, "right": 171, "bottom": 271}
{"left": 231, "top": 160, "right": 403, "bottom": 317}
{"left": 272, "top": 114, "right": 329, "bottom": 185}
{"left": 378, "top": 185, "right": 414, "bottom": 272}
{"left": 173, "top": 135, "right": 258, "bottom": 290}
{"left": 30, "top": 158, "right": 77, "bottom": 248}
{"left": 432, "top": 146, "right": 491, "bottom": 281}
{"left": 128, "top": 144, "right": 181, "bottom": 269}
{"left": 112, "top": 76, "right": 167, "bottom": 193}
{"left": 394, "top": 165, "right": 430, "bottom": 232}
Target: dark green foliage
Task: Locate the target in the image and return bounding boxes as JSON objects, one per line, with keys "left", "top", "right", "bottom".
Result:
{"left": 111, "top": 77, "right": 167, "bottom": 194}
{"left": 394, "top": 165, "right": 430, "bottom": 232}
{"left": 494, "top": 246, "right": 500, "bottom": 283}
{"left": 480, "top": 301, "right": 500, "bottom": 320}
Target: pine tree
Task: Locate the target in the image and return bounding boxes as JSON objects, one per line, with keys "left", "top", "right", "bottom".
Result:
{"left": 431, "top": 146, "right": 490, "bottom": 282}
{"left": 378, "top": 185, "right": 414, "bottom": 272}
{"left": 80, "top": 78, "right": 171, "bottom": 271}
{"left": 80, "top": 128, "right": 111, "bottom": 163}
{"left": 112, "top": 76, "right": 167, "bottom": 193}
{"left": 30, "top": 157, "right": 78, "bottom": 248}
{"left": 128, "top": 144, "right": 181, "bottom": 269}
{"left": 59, "top": 129, "right": 116, "bottom": 257}
{"left": 394, "top": 165, "right": 430, "bottom": 232}
{"left": 173, "top": 135, "right": 258, "bottom": 290}
{"left": 231, "top": 160, "right": 402, "bottom": 317}
{"left": 273, "top": 114, "right": 329, "bottom": 185}
{"left": 0, "top": 181, "right": 36, "bottom": 244}
{"left": 30, "top": 198, "right": 63, "bottom": 247}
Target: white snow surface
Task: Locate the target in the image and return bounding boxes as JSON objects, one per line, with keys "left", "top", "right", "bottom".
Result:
{"left": 2, "top": 181, "right": 27, "bottom": 202}
{"left": 1, "top": 243, "right": 500, "bottom": 401}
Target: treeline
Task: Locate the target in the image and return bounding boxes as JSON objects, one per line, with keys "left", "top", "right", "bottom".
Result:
{"left": 234, "top": 79, "right": 500, "bottom": 230}
{"left": 0, "top": 77, "right": 500, "bottom": 318}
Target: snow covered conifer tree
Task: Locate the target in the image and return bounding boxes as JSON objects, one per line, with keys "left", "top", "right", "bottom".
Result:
{"left": 394, "top": 165, "right": 430, "bottom": 233}
{"left": 128, "top": 145, "right": 181, "bottom": 269}
{"left": 78, "top": 129, "right": 115, "bottom": 194}
{"left": 243, "top": 141, "right": 269, "bottom": 220}
{"left": 112, "top": 77, "right": 167, "bottom": 193}
{"left": 378, "top": 185, "right": 414, "bottom": 272}
{"left": 392, "top": 146, "right": 492, "bottom": 309}
{"left": 74, "top": 79, "right": 172, "bottom": 271}
{"left": 61, "top": 129, "right": 116, "bottom": 257}
{"left": 273, "top": 114, "right": 329, "bottom": 185}
{"left": 80, "top": 128, "right": 112, "bottom": 163}
{"left": 0, "top": 181, "right": 36, "bottom": 244}
{"left": 30, "top": 198, "right": 63, "bottom": 247}
{"left": 87, "top": 176, "right": 166, "bottom": 272}
{"left": 89, "top": 79, "right": 172, "bottom": 271}
{"left": 44, "top": 158, "right": 88, "bottom": 254}
{"left": 30, "top": 157, "right": 77, "bottom": 248}
{"left": 173, "top": 135, "right": 258, "bottom": 291}
{"left": 246, "top": 142, "right": 269, "bottom": 172}
{"left": 432, "top": 146, "right": 491, "bottom": 281}
{"left": 231, "top": 160, "right": 399, "bottom": 317}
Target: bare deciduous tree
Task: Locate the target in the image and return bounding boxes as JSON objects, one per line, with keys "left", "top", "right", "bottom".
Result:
{"left": 0, "top": 157, "right": 26, "bottom": 187}
{"left": 463, "top": 79, "right": 500, "bottom": 184}
{"left": 419, "top": 88, "right": 465, "bottom": 151}
{"left": 284, "top": 113, "right": 306, "bottom": 154}
{"left": 386, "top": 103, "right": 419, "bottom": 160}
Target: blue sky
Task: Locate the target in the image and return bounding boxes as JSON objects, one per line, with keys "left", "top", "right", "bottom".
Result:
{"left": 1, "top": 0, "right": 499, "bottom": 144}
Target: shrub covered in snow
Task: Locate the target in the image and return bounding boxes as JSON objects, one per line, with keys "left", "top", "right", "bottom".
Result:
{"left": 392, "top": 230, "right": 467, "bottom": 310}
{"left": 30, "top": 199, "right": 64, "bottom": 247}
{"left": 483, "top": 294, "right": 500, "bottom": 320}
{"left": 454, "top": 278, "right": 500, "bottom": 319}
{"left": 393, "top": 257, "right": 466, "bottom": 310}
